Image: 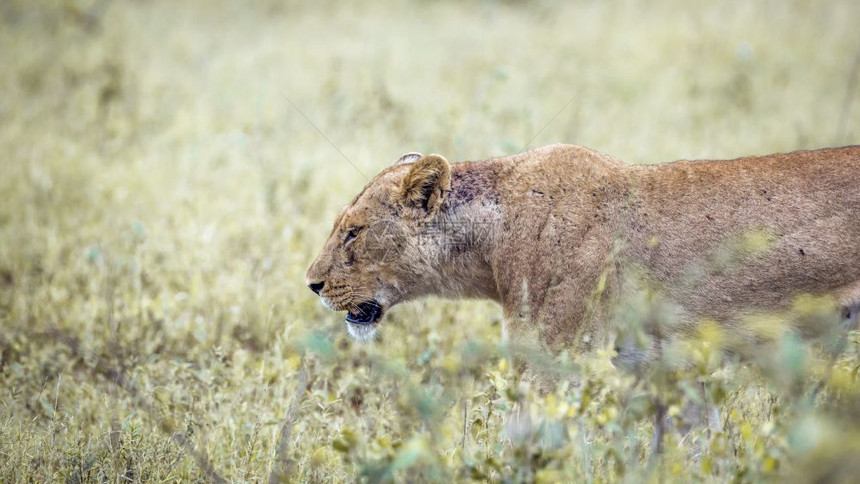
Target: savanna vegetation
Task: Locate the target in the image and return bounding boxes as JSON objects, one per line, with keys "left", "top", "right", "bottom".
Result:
{"left": 1, "top": 1, "right": 859, "bottom": 482}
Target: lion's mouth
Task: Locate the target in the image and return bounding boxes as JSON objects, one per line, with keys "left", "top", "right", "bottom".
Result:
{"left": 345, "top": 300, "right": 383, "bottom": 325}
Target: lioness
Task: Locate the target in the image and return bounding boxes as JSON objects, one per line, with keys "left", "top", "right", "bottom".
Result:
{"left": 306, "top": 144, "right": 860, "bottom": 360}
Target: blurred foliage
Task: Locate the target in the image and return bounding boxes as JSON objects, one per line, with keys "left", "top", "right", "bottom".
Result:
{"left": 1, "top": 0, "right": 859, "bottom": 482}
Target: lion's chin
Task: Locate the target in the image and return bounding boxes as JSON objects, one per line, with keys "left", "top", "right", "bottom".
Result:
{"left": 346, "top": 321, "right": 379, "bottom": 341}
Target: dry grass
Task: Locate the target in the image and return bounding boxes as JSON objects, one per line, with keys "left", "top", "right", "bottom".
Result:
{"left": 1, "top": 0, "right": 859, "bottom": 482}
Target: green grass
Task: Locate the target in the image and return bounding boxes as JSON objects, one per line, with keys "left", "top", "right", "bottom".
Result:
{"left": 1, "top": 0, "right": 859, "bottom": 482}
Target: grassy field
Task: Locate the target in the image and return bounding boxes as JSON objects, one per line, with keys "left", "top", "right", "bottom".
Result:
{"left": 2, "top": 0, "right": 860, "bottom": 482}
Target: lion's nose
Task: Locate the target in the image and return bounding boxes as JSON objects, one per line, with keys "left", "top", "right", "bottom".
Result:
{"left": 307, "top": 280, "right": 325, "bottom": 295}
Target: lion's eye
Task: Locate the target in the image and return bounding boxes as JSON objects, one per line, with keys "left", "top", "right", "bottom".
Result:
{"left": 344, "top": 227, "right": 361, "bottom": 245}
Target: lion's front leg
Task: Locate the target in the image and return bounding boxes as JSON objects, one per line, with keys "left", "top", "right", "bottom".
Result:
{"left": 500, "top": 291, "right": 601, "bottom": 392}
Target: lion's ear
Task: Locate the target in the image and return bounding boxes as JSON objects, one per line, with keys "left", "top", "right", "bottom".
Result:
{"left": 399, "top": 154, "right": 451, "bottom": 219}
{"left": 393, "top": 152, "right": 423, "bottom": 166}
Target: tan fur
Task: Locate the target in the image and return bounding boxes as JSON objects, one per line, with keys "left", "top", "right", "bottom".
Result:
{"left": 307, "top": 144, "right": 860, "bottom": 353}
{"left": 399, "top": 155, "right": 452, "bottom": 220}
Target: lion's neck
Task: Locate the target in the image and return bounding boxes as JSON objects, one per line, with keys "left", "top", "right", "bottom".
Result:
{"left": 414, "top": 161, "right": 503, "bottom": 302}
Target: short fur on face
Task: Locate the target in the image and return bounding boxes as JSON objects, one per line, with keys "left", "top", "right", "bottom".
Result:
{"left": 306, "top": 153, "right": 454, "bottom": 339}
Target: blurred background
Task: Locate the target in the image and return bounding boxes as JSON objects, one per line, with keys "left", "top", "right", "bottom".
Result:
{"left": 1, "top": 0, "right": 859, "bottom": 482}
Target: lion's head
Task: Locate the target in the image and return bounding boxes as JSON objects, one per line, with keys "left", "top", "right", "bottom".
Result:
{"left": 306, "top": 152, "right": 452, "bottom": 340}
